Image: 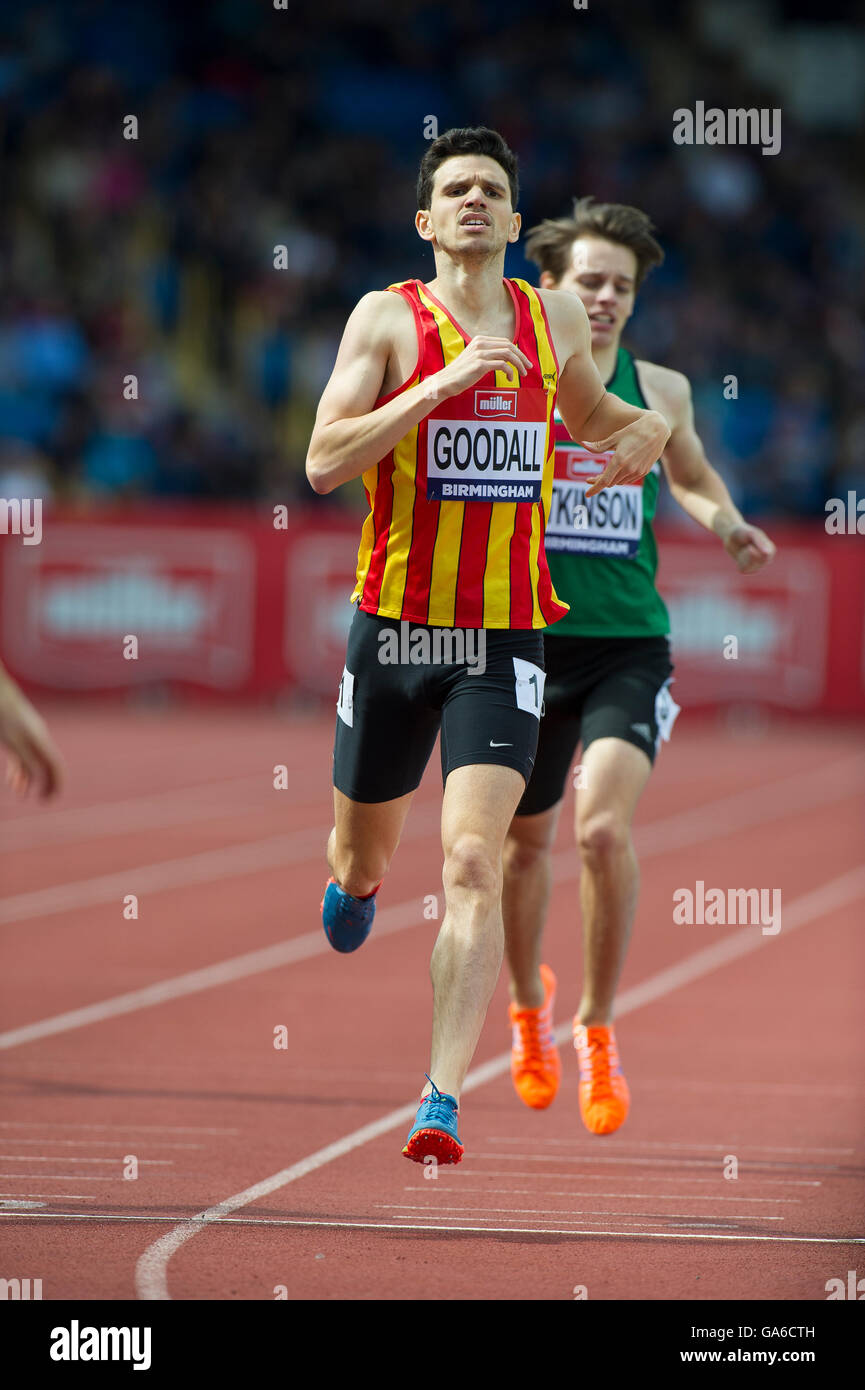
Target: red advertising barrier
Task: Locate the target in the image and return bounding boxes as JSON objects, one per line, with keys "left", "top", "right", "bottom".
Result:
{"left": 1, "top": 506, "right": 863, "bottom": 715}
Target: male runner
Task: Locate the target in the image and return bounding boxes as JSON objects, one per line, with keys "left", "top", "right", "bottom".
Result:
{"left": 305, "top": 132, "right": 670, "bottom": 1164}
{"left": 502, "top": 197, "right": 776, "bottom": 1133}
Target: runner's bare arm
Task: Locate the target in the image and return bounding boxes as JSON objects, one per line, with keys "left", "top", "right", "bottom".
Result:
{"left": 0, "top": 659, "right": 64, "bottom": 798}
{"left": 646, "top": 363, "right": 776, "bottom": 574}
{"left": 539, "top": 289, "right": 670, "bottom": 497}
{"left": 306, "top": 292, "right": 531, "bottom": 493}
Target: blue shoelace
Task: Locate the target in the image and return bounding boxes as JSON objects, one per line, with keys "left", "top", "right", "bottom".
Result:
{"left": 420, "top": 1074, "right": 456, "bottom": 1125}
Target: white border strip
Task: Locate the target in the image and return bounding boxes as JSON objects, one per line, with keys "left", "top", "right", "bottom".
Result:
{"left": 134, "top": 863, "right": 865, "bottom": 1299}
{"left": 1, "top": 1210, "right": 862, "bottom": 1245}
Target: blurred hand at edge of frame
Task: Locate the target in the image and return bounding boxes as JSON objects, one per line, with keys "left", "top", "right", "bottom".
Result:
{"left": 0, "top": 664, "right": 64, "bottom": 799}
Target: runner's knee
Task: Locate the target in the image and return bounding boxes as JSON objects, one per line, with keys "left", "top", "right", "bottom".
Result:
{"left": 577, "top": 810, "right": 631, "bottom": 864}
{"left": 331, "top": 845, "right": 390, "bottom": 898}
{"left": 443, "top": 834, "right": 500, "bottom": 903}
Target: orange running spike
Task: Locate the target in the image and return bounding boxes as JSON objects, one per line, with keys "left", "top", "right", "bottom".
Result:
{"left": 572, "top": 1019, "right": 630, "bottom": 1135}
{"left": 509, "top": 964, "right": 562, "bottom": 1110}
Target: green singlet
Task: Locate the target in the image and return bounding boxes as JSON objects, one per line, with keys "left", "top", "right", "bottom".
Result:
{"left": 544, "top": 347, "right": 670, "bottom": 638}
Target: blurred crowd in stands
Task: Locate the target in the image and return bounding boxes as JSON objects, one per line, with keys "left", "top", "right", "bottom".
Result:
{"left": 1, "top": 0, "right": 863, "bottom": 520}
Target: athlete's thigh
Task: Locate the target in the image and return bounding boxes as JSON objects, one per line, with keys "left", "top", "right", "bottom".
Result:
{"left": 514, "top": 633, "right": 587, "bottom": 817}
{"left": 333, "top": 608, "right": 441, "bottom": 803}
{"left": 578, "top": 637, "right": 677, "bottom": 772}
{"left": 438, "top": 628, "right": 546, "bottom": 793}
{"left": 441, "top": 761, "right": 526, "bottom": 858}
{"left": 575, "top": 736, "right": 652, "bottom": 834}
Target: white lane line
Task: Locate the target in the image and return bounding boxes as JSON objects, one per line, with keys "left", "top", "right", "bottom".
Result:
{"left": 5, "top": 1210, "right": 864, "bottom": 1244}
{"left": 0, "top": 1121, "right": 238, "bottom": 1135}
{"left": 451, "top": 1177, "right": 820, "bottom": 1190}
{"left": 0, "top": 752, "right": 809, "bottom": 852}
{"left": 0, "top": 1174, "right": 141, "bottom": 1181}
{"left": 2, "top": 751, "right": 860, "bottom": 927}
{"left": 0, "top": 833, "right": 316, "bottom": 927}
{"left": 625, "top": 754, "right": 865, "bottom": 860}
{"left": 419, "top": 1188, "right": 798, "bottom": 1204}
{"left": 0, "top": 1193, "right": 94, "bottom": 1201}
{"left": 416, "top": 1186, "right": 810, "bottom": 1199}
{"left": 0, "top": 1156, "right": 174, "bottom": 1165}
{"left": 468, "top": 1153, "right": 832, "bottom": 1171}
{"left": 389, "top": 1213, "right": 747, "bottom": 1229}
{"left": 0, "top": 898, "right": 429, "bottom": 1051}
{"left": 134, "top": 861, "right": 865, "bottom": 1299}
{"left": 409, "top": 1179, "right": 822, "bottom": 1189}
{"left": 2, "top": 1139, "right": 205, "bottom": 1149}
{"left": 639, "top": 1083, "right": 865, "bottom": 1100}
{"left": 0, "top": 801, "right": 440, "bottom": 929}
{"left": 379, "top": 1203, "right": 786, "bottom": 1220}
{"left": 4, "top": 770, "right": 862, "bottom": 1052}
{"left": 1, "top": 774, "right": 275, "bottom": 851}
{"left": 485, "top": 1138, "right": 857, "bottom": 1153}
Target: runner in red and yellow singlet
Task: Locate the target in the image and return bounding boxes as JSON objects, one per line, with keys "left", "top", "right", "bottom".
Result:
{"left": 305, "top": 130, "right": 671, "bottom": 1165}
{"left": 352, "top": 275, "right": 564, "bottom": 630}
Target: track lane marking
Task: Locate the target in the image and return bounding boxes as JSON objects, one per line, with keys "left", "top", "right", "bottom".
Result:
{"left": 134, "top": 862, "right": 865, "bottom": 1298}
{"left": 3, "top": 771, "right": 862, "bottom": 1050}
{"left": 0, "top": 803, "right": 440, "bottom": 927}
{"left": 2, "top": 753, "right": 862, "bottom": 928}
{"left": 1, "top": 774, "right": 278, "bottom": 851}
{"left": 379, "top": 1203, "right": 787, "bottom": 1219}
{"left": 5, "top": 1209, "right": 861, "bottom": 1244}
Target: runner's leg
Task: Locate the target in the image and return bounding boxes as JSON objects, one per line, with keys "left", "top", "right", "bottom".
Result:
{"left": 502, "top": 803, "right": 562, "bottom": 1008}
{"left": 327, "top": 787, "right": 415, "bottom": 897}
{"left": 425, "top": 762, "right": 526, "bottom": 1100}
{"left": 575, "top": 736, "right": 651, "bottom": 1025}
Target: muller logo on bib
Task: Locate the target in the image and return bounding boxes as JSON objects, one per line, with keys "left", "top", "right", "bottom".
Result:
{"left": 474, "top": 390, "right": 517, "bottom": 418}
{"left": 565, "top": 447, "right": 610, "bottom": 479}
{"left": 426, "top": 385, "right": 548, "bottom": 503}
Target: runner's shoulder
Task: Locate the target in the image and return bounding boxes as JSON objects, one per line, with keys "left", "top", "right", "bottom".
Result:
{"left": 347, "top": 289, "right": 415, "bottom": 350}
{"left": 534, "top": 287, "right": 590, "bottom": 356}
{"left": 635, "top": 359, "right": 692, "bottom": 416}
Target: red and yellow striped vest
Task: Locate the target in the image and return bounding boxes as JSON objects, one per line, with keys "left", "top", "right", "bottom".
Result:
{"left": 351, "top": 277, "right": 569, "bottom": 629}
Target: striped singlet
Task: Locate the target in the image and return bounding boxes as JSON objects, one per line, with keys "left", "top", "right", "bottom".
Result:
{"left": 350, "top": 277, "right": 569, "bottom": 630}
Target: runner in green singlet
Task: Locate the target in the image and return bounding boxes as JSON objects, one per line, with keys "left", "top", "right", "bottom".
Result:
{"left": 502, "top": 198, "right": 777, "bottom": 1133}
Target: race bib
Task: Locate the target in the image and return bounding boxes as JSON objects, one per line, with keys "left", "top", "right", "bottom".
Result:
{"left": 513, "top": 656, "right": 545, "bottom": 719}
{"left": 654, "top": 678, "right": 681, "bottom": 747}
{"left": 426, "top": 387, "right": 548, "bottom": 503}
{"left": 336, "top": 667, "right": 354, "bottom": 727}
{"left": 545, "top": 446, "right": 647, "bottom": 558}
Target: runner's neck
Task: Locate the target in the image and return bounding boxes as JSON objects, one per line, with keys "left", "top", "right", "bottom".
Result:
{"left": 425, "top": 264, "right": 512, "bottom": 335}
{"left": 593, "top": 341, "right": 621, "bottom": 387}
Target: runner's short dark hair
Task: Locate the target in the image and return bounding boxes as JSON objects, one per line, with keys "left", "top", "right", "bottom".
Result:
{"left": 524, "top": 196, "right": 664, "bottom": 290}
{"left": 417, "top": 126, "right": 519, "bottom": 211}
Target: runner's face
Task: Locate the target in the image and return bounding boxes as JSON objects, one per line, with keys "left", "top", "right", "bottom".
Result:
{"left": 551, "top": 237, "right": 637, "bottom": 350}
{"left": 417, "top": 155, "right": 520, "bottom": 256}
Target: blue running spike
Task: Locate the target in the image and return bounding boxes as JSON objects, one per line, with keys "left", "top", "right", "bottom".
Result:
{"left": 402, "top": 1075, "right": 464, "bottom": 1164}
{"left": 320, "top": 877, "right": 377, "bottom": 953}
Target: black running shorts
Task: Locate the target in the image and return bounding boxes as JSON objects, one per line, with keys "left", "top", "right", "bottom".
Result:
{"left": 332, "top": 608, "right": 546, "bottom": 803}
{"left": 515, "top": 634, "right": 678, "bottom": 817}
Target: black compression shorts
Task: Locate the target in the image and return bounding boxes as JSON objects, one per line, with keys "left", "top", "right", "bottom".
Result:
{"left": 332, "top": 608, "right": 546, "bottom": 803}
{"left": 515, "top": 634, "right": 678, "bottom": 817}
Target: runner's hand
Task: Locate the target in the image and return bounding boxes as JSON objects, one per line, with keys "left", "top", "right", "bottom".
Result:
{"left": 582, "top": 411, "right": 671, "bottom": 497}
{"left": 429, "top": 336, "right": 532, "bottom": 400}
{"left": 0, "top": 667, "right": 64, "bottom": 798}
{"left": 722, "top": 522, "right": 776, "bottom": 575}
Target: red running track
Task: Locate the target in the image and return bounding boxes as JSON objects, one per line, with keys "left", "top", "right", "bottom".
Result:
{"left": 0, "top": 705, "right": 863, "bottom": 1301}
